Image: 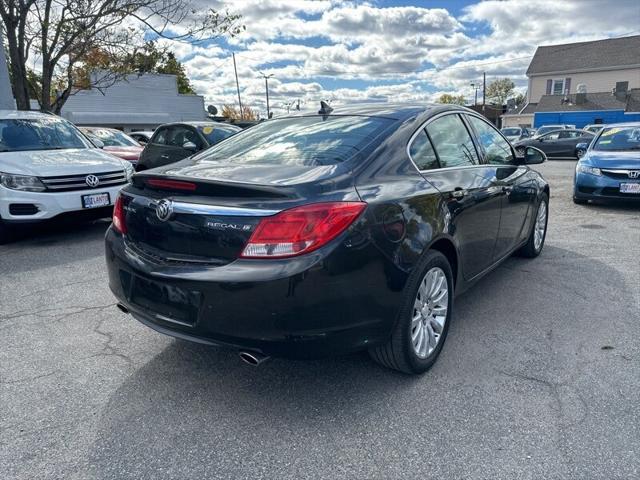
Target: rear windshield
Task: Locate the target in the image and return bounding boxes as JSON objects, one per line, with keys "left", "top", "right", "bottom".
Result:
{"left": 0, "top": 118, "right": 89, "bottom": 152}
{"left": 501, "top": 128, "right": 521, "bottom": 136}
{"left": 194, "top": 115, "right": 394, "bottom": 166}
{"left": 593, "top": 126, "right": 640, "bottom": 151}
{"left": 197, "top": 125, "right": 240, "bottom": 145}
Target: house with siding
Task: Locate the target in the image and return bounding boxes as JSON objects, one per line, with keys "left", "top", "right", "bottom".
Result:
{"left": 60, "top": 71, "right": 207, "bottom": 132}
{"left": 502, "top": 35, "right": 640, "bottom": 128}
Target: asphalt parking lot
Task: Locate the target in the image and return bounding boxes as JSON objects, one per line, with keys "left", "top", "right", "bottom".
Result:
{"left": 1, "top": 160, "right": 639, "bottom": 480}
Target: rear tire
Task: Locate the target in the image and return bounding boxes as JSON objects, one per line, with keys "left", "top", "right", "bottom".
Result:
{"left": 517, "top": 193, "right": 548, "bottom": 258}
{"left": 369, "top": 250, "right": 453, "bottom": 374}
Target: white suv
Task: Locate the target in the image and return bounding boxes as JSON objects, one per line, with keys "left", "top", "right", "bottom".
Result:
{"left": 0, "top": 110, "right": 134, "bottom": 242}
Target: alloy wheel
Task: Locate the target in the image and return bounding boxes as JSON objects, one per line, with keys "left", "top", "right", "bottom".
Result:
{"left": 411, "top": 267, "right": 449, "bottom": 359}
{"left": 534, "top": 200, "right": 547, "bottom": 251}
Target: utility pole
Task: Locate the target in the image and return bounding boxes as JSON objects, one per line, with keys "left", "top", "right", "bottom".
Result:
{"left": 232, "top": 53, "right": 243, "bottom": 119}
{"left": 259, "top": 72, "right": 274, "bottom": 118}
{"left": 482, "top": 72, "right": 486, "bottom": 112}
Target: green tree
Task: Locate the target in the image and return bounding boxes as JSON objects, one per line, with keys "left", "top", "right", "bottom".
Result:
{"left": 512, "top": 92, "right": 526, "bottom": 105}
{"left": 486, "top": 78, "right": 515, "bottom": 106}
{"left": 157, "top": 52, "right": 196, "bottom": 94}
{"left": 0, "top": 0, "right": 243, "bottom": 112}
{"left": 438, "top": 93, "right": 466, "bottom": 105}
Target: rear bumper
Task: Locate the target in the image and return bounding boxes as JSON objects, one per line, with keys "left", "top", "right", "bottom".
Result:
{"left": 105, "top": 228, "right": 404, "bottom": 359}
{"left": 574, "top": 173, "right": 640, "bottom": 201}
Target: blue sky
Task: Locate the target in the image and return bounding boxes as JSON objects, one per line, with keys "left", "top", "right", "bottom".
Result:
{"left": 159, "top": 0, "right": 640, "bottom": 115}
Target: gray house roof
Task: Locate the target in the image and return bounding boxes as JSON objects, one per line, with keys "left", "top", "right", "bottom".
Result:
{"left": 526, "top": 35, "right": 640, "bottom": 75}
{"left": 533, "top": 89, "right": 640, "bottom": 112}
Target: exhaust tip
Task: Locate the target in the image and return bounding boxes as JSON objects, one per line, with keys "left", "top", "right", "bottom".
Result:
{"left": 116, "top": 303, "right": 129, "bottom": 314}
{"left": 239, "top": 351, "right": 269, "bottom": 366}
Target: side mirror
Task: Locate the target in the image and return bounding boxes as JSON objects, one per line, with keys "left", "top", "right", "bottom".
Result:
{"left": 523, "top": 146, "right": 546, "bottom": 165}
{"left": 138, "top": 140, "right": 147, "bottom": 146}
{"left": 183, "top": 141, "right": 197, "bottom": 151}
{"left": 92, "top": 138, "right": 104, "bottom": 149}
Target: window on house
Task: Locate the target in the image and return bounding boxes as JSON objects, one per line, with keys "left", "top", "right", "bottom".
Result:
{"left": 552, "top": 79, "right": 565, "bottom": 95}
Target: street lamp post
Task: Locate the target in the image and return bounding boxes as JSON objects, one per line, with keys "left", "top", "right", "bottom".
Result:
{"left": 470, "top": 82, "right": 479, "bottom": 106}
{"left": 259, "top": 72, "right": 274, "bottom": 118}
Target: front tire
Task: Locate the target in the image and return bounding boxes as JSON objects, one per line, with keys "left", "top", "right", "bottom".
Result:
{"left": 0, "top": 220, "right": 13, "bottom": 245}
{"left": 517, "top": 193, "right": 548, "bottom": 258}
{"left": 369, "top": 250, "right": 454, "bottom": 374}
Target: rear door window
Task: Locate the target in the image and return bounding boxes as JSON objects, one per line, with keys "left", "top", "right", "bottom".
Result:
{"left": 168, "top": 126, "right": 203, "bottom": 149}
{"left": 425, "top": 114, "right": 479, "bottom": 168}
{"left": 198, "top": 125, "right": 240, "bottom": 146}
{"left": 151, "top": 127, "right": 169, "bottom": 145}
{"left": 409, "top": 130, "right": 439, "bottom": 170}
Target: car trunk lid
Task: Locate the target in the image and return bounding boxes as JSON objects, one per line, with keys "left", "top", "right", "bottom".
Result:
{"left": 121, "top": 164, "right": 356, "bottom": 264}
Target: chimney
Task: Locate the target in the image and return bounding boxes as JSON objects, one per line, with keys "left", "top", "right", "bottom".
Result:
{"left": 614, "top": 81, "right": 629, "bottom": 101}
{"left": 575, "top": 83, "right": 587, "bottom": 105}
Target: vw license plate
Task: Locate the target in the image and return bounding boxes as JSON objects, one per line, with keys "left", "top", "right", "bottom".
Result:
{"left": 82, "top": 192, "right": 111, "bottom": 208}
{"left": 620, "top": 183, "right": 640, "bottom": 194}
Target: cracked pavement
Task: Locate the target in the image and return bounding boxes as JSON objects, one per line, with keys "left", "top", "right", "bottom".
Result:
{"left": 1, "top": 161, "right": 639, "bottom": 479}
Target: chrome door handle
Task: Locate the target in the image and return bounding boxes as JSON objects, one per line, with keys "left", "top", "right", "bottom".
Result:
{"left": 451, "top": 188, "right": 467, "bottom": 199}
{"left": 160, "top": 154, "right": 170, "bottom": 159}
{"left": 502, "top": 185, "right": 514, "bottom": 193}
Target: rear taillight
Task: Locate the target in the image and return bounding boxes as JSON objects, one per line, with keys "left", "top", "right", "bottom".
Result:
{"left": 112, "top": 194, "right": 127, "bottom": 234}
{"left": 240, "top": 202, "right": 366, "bottom": 259}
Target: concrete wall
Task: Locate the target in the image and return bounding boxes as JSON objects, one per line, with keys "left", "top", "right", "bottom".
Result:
{"left": 0, "top": 32, "right": 15, "bottom": 110}
{"left": 501, "top": 114, "right": 534, "bottom": 128}
{"left": 61, "top": 72, "right": 206, "bottom": 131}
{"left": 528, "top": 67, "right": 640, "bottom": 103}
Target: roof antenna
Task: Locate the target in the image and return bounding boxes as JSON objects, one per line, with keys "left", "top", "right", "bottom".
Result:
{"left": 318, "top": 100, "right": 333, "bottom": 115}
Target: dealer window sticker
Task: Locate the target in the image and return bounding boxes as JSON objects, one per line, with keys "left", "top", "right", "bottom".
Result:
{"left": 601, "top": 128, "right": 621, "bottom": 136}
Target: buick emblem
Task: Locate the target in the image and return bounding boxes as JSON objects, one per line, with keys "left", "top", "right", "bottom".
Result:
{"left": 155, "top": 199, "right": 173, "bottom": 222}
{"left": 85, "top": 174, "right": 100, "bottom": 188}
{"left": 628, "top": 171, "right": 640, "bottom": 179}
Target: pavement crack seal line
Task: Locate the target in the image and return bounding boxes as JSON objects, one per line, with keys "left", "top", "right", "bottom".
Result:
{"left": 87, "top": 315, "right": 134, "bottom": 367}
{"left": 13, "top": 277, "right": 103, "bottom": 300}
{"left": 497, "top": 369, "right": 589, "bottom": 427}
{"left": 0, "top": 369, "right": 61, "bottom": 386}
{"left": 0, "top": 303, "right": 117, "bottom": 328}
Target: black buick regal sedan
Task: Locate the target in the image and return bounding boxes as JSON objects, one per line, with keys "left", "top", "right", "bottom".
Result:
{"left": 105, "top": 103, "right": 549, "bottom": 374}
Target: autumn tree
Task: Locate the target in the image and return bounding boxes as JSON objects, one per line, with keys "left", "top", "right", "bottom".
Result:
{"left": 438, "top": 93, "right": 466, "bottom": 105}
{"left": 221, "top": 104, "right": 258, "bottom": 121}
{"left": 485, "top": 78, "right": 516, "bottom": 106}
{"left": 0, "top": 0, "right": 243, "bottom": 112}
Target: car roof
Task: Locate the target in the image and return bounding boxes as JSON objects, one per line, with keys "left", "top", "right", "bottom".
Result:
{"left": 0, "top": 110, "right": 62, "bottom": 121}
{"left": 601, "top": 122, "right": 640, "bottom": 127}
{"left": 277, "top": 102, "right": 466, "bottom": 121}
{"left": 79, "top": 126, "right": 120, "bottom": 132}
{"left": 159, "top": 121, "right": 241, "bottom": 129}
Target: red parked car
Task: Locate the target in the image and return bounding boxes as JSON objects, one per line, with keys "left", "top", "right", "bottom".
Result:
{"left": 80, "top": 127, "right": 143, "bottom": 165}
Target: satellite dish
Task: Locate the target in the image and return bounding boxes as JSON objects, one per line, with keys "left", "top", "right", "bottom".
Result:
{"left": 207, "top": 105, "right": 218, "bottom": 115}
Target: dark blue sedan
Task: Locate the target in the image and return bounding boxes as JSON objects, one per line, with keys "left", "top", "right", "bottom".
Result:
{"left": 573, "top": 123, "right": 640, "bottom": 204}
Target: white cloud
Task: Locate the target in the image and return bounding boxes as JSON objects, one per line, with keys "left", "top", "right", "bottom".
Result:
{"left": 157, "top": 0, "right": 640, "bottom": 116}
